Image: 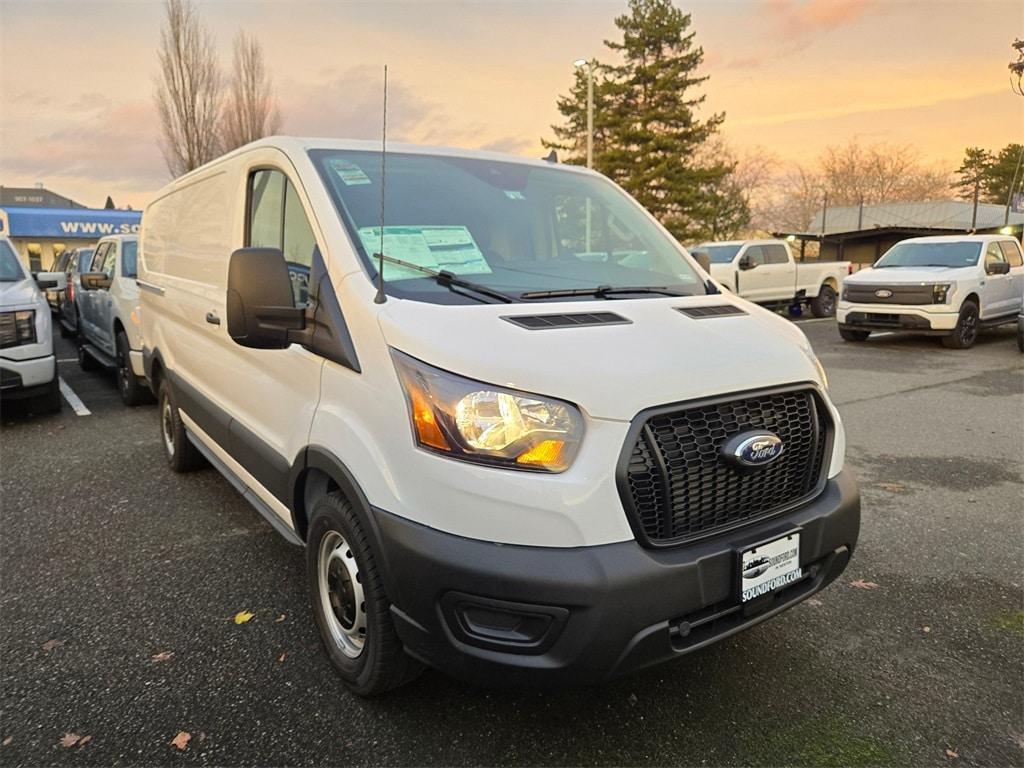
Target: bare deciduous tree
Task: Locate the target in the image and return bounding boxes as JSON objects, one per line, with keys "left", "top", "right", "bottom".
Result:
{"left": 220, "top": 31, "right": 282, "bottom": 152}
{"left": 155, "top": 0, "right": 222, "bottom": 177}
{"left": 818, "top": 140, "right": 951, "bottom": 206}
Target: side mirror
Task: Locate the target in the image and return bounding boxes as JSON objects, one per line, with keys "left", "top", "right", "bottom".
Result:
{"left": 692, "top": 251, "right": 711, "bottom": 273}
{"left": 986, "top": 261, "right": 1011, "bottom": 276}
{"left": 226, "top": 248, "right": 305, "bottom": 349}
{"left": 35, "top": 271, "right": 68, "bottom": 291}
{"left": 738, "top": 255, "right": 756, "bottom": 271}
{"left": 81, "top": 272, "right": 111, "bottom": 291}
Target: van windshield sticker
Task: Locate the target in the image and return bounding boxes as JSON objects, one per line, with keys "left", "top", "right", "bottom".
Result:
{"left": 328, "top": 158, "right": 372, "bottom": 186}
{"left": 356, "top": 225, "right": 492, "bottom": 281}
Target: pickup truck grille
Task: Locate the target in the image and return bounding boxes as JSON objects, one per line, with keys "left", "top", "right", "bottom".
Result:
{"left": 843, "top": 284, "right": 933, "bottom": 305}
{"left": 620, "top": 387, "right": 831, "bottom": 546}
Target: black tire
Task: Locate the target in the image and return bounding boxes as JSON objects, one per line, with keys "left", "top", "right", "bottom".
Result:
{"left": 839, "top": 328, "right": 870, "bottom": 342}
{"left": 58, "top": 320, "right": 74, "bottom": 339}
{"left": 34, "top": 377, "right": 62, "bottom": 415}
{"left": 306, "top": 491, "right": 422, "bottom": 696}
{"left": 158, "top": 380, "right": 205, "bottom": 472}
{"left": 77, "top": 344, "right": 96, "bottom": 372}
{"left": 116, "top": 331, "right": 151, "bottom": 406}
{"left": 942, "top": 301, "right": 979, "bottom": 349}
{"left": 810, "top": 284, "right": 837, "bottom": 318}
{"left": 1016, "top": 317, "right": 1023, "bottom": 353}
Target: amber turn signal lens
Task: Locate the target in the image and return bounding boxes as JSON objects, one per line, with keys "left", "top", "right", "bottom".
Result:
{"left": 409, "top": 385, "right": 451, "bottom": 451}
{"left": 515, "top": 439, "right": 566, "bottom": 470}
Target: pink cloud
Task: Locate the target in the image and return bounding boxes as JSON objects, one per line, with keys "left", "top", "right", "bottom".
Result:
{"left": 763, "top": 0, "right": 874, "bottom": 37}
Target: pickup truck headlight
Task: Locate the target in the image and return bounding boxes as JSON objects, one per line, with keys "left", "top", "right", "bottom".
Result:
{"left": 0, "top": 310, "right": 37, "bottom": 348}
{"left": 932, "top": 283, "right": 952, "bottom": 304}
{"left": 391, "top": 349, "right": 584, "bottom": 472}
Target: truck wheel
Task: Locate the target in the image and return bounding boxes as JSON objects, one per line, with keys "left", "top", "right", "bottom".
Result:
{"left": 116, "top": 331, "right": 151, "bottom": 406}
{"left": 58, "top": 321, "right": 74, "bottom": 339}
{"left": 810, "top": 285, "right": 837, "bottom": 318}
{"left": 158, "top": 380, "right": 205, "bottom": 472}
{"left": 307, "top": 491, "right": 422, "bottom": 696}
{"left": 77, "top": 344, "right": 97, "bottom": 372}
{"left": 839, "top": 328, "right": 870, "bottom": 342}
{"left": 942, "top": 301, "right": 979, "bottom": 349}
{"left": 35, "top": 377, "right": 62, "bottom": 415}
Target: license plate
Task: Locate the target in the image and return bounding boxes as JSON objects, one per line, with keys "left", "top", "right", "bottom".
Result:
{"left": 739, "top": 532, "right": 802, "bottom": 602}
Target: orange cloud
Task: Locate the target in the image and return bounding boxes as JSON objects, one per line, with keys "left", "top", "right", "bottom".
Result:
{"left": 762, "top": 0, "right": 874, "bottom": 37}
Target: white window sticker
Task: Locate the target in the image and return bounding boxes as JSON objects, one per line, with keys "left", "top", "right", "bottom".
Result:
{"left": 356, "top": 225, "right": 492, "bottom": 282}
{"left": 328, "top": 159, "right": 372, "bottom": 186}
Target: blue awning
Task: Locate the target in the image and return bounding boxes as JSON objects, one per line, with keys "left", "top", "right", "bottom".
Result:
{"left": 0, "top": 206, "right": 142, "bottom": 239}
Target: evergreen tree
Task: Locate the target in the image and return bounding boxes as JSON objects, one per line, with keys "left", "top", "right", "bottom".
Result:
{"left": 545, "top": 0, "right": 741, "bottom": 242}
{"left": 955, "top": 147, "right": 993, "bottom": 202}
{"left": 983, "top": 143, "right": 1024, "bottom": 205}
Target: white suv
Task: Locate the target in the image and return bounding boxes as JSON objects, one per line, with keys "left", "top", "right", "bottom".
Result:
{"left": 76, "top": 234, "right": 151, "bottom": 405}
{"left": 838, "top": 234, "right": 1024, "bottom": 348}
{"left": 140, "top": 137, "right": 859, "bottom": 695}
{"left": 0, "top": 236, "right": 64, "bottom": 413}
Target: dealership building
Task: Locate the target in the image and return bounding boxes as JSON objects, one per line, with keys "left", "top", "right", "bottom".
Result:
{"left": 0, "top": 186, "right": 142, "bottom": 271}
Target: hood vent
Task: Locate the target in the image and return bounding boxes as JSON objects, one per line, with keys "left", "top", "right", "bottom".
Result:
{"left": 676, "top": 305, "right": 747, "bottom": 319}
{"left": 503, "top": 311, "right": 632, "bottom": 330}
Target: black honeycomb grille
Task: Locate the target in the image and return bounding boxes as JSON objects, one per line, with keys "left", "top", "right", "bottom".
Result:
{"left": 622, "top": 388, "right": 830, "bottom": 546}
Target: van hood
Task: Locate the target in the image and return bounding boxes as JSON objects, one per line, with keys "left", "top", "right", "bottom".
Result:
{"left": 846, "top": 266, "right": 972, "bottom": 284}
{"left": 0, "top": 277, "right": 43, "bottom": 310}
{"left": 378, "top": 296, "right": 823, "bottom": 421}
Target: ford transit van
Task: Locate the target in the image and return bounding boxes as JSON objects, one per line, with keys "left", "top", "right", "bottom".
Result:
{"left": 140, "top": 138, "right": 859, "bottom": 695}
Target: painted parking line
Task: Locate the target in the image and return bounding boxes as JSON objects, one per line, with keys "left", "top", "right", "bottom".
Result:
{"left": 793, "top": 317, "right": 837, "bottom": 325}
{"left": 58, "top": 377, "right": 92, "bottom": 416}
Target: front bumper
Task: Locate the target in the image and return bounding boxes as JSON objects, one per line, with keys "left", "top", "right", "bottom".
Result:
{"left": 378, "top": 468, "right": 860, "bottom": 686}
{"left": 0, "top": 353, "right": 56, "bottom": 393}
{"left": 838, "top": 302, "right": 958, "bottom": 332}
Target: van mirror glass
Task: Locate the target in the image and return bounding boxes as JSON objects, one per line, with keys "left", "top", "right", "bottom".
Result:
{"left": 226, "top": 247, "right": 305, "bottom": 349}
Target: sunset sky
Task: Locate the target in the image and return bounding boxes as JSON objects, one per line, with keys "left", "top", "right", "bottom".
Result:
{"left": 2, "top": 0, "right": 1021, "bottom": 210}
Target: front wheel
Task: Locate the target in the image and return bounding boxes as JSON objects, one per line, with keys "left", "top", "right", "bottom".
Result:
{"left": 942, "top": 301, "right": 979, "bottom": 349}
{"left": 810, "top": 285, "right": 837, "bottom": 318}
{"left": 77, "top": 344, "right": 96, "bottom": 372}
{"left": 839, "top": 328, "right": 870, "bottom": 342}
{"left": 58, "top": 320, "right": 74, "bottom": 339}
{"left": 307, "top": 492, "right": 421, "bottom": 696}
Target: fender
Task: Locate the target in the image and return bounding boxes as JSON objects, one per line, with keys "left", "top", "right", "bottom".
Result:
{"left": 289, "top": 445, "right": 399, "bottom": 602}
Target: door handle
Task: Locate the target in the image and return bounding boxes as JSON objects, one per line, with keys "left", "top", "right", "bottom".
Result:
{"left": 205, "top": 312, "right": 221, "bottom": 326}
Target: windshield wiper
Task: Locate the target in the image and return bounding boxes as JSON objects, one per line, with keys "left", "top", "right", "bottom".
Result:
{"left": 374, "top": 253, "right": 514, "bottom": 304}
{"left": 519, "top": 285, "right": 688, "bottom": 300}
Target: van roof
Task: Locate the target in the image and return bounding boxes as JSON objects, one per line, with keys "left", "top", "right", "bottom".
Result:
{"left": 166, "top": 135, "right": 600, "bottom": 188}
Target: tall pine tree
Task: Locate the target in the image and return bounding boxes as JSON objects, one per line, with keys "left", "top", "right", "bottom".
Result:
{"left": 545, "top": 0, "right": 741, "bottom": 242}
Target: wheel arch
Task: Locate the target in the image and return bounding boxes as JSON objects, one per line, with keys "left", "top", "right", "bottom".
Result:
{"left": 146, "top": 348, "right": 166, "bottom": 397}
{"left": 289, "top": 447, "right": 397, "bottom": 596}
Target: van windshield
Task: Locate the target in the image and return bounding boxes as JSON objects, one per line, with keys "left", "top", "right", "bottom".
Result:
{"left": 874, "top": 242, "right": 981, "bottom": 269}
{"left": 310, "top": 149, "right": 706, "bottom": 304}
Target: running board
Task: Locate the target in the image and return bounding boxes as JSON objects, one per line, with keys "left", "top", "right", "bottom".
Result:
{"left": 81, "top": 343, "right": 117, "bottom": 370}
{"left": 185, "top": 431, "right": 304, "bottom": 547}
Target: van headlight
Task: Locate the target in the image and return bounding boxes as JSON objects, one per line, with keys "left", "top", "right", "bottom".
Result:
{"left": 391, "top": 349, "right": 584, "bottom": 472}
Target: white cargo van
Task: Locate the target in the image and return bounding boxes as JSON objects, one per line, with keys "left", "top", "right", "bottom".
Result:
{"left": 140, "top": 138, "right": 859, "bottom": 695}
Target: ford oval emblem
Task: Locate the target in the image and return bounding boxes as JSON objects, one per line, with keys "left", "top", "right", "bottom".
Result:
{"left": 722, "top": 431, "right": 785, "bottom": 468}
{"left": 874, "top": 289, "right": 893, "bottom": 298}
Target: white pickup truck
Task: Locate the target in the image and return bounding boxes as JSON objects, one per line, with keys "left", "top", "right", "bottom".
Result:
{"left": 693, "top": 239, "right": 850, "bottom": 318}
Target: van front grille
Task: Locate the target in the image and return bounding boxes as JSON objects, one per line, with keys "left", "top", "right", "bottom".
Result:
{"left": 619, "top": 387, "right": 830, "bottom": 546}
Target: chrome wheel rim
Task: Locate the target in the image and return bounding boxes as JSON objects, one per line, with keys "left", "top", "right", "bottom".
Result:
{"left": 318, "top": 530, "right": 367, "bottom": 658}
{"left": 160, "top": 396, "right": 175, "bottom": 458}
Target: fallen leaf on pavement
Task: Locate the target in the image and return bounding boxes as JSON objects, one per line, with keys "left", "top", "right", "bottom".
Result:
{"left": 42, "top": 639, "right": 63, "bottom": 652}
{"left": 877, "top": 482, "right": 906, "bottom": 493}
{"left": 170, "top": 732, "right": 191, "bottom": 751}
{"left": 3, "top": 736, "right": 12, "bottom": 746}
{"left": 233, "top": 611, "right": 255, "bottom": 625}
{"left": 849, "top": 579, "right": 880, "bottom": 590}
{"left": 151, "top": 650, "right": 174, "bottom": 663}
{"left": 922, "top": 626, "right": 931, "bottom": 633}
{"left": 805, "top": 598, "right": 823, "bottom": 607}
{"left": 277, "top": 652, "right": 287, "bottom": 663}
{"left": 59, "top": 733, "right": 81, "bottom": 748}
{"left": 275, "top": 614, "right": 286, "bottom": 623}
{"left": 78, "top": 736, "right": 92, "bottom": 747}
{"left": 945, "top": 748, "right": 959, "bottom": 759}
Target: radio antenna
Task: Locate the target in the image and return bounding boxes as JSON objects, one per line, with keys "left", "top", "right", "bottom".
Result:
{"left": 374, "top": 64, "right": 389, "bottom": 304}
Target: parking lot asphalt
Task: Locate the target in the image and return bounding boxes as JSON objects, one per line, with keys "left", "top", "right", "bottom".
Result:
{"left": 1, "top": 319, "right": 1022, "bottom": 768}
